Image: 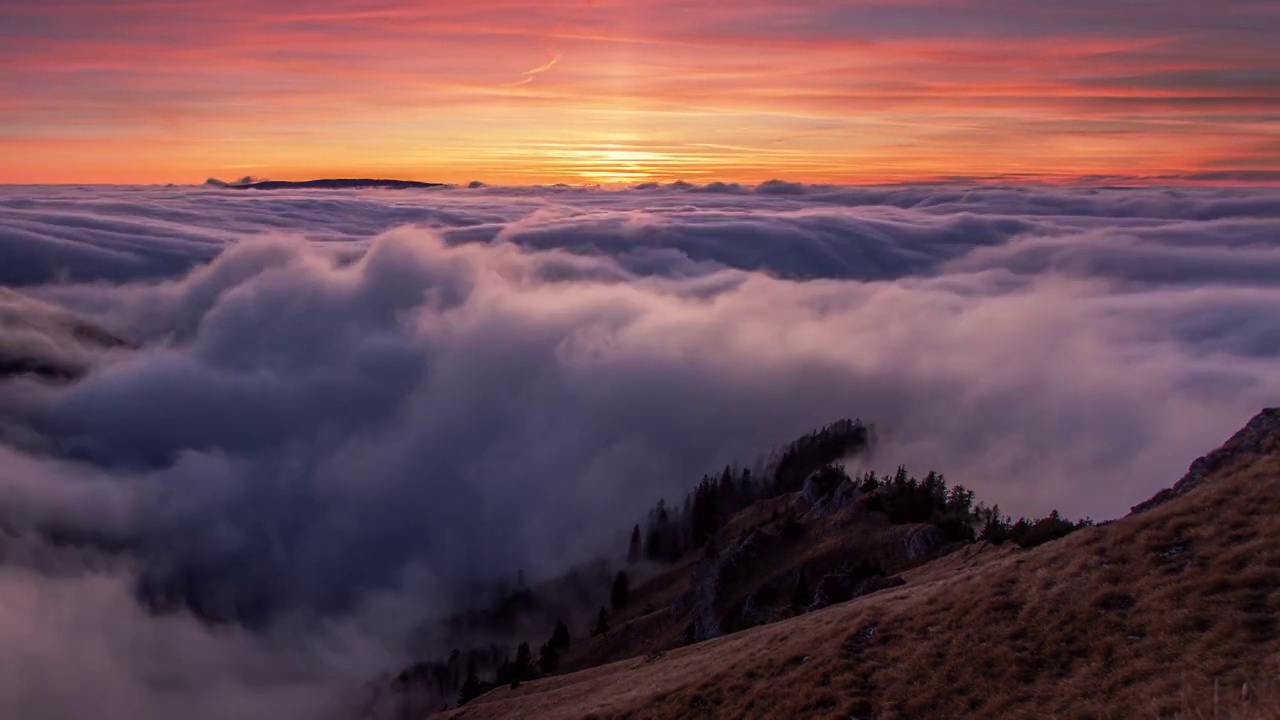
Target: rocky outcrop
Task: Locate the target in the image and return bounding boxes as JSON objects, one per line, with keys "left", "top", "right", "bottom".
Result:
{"left": 1130, "top": 408, "right": 1280, "bottom": 514}
{"left": 684, "top": 555, "right": 724, "bottom": 644}
{"left": 803, "top": 473, "right": 866, "bottom": 521}
{"left": 902, "top": 524, "right": 947, "bottom": 563}
{"left": 682, "top": 522, "right": 786, "bottom": 643}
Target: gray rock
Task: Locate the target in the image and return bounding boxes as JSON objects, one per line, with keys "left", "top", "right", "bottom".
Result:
{"left": 1131, "top": 408, "right": 1280, "bottom": 514}
{"left": 903, "top": 524, "right": 946, "bottom": 563}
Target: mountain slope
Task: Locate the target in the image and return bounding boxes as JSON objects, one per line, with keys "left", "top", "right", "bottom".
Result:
{"left": 441, "top": 409, "right": 1280, "bottom": 719}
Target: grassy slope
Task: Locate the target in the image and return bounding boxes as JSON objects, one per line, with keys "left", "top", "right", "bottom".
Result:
{"left": 443, "top": 416, "right": 1280, "bottom": 719}
{"left": 553, "top": 495, "right": 947, "bottom": 676}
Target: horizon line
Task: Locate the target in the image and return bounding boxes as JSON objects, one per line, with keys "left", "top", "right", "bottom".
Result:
{"left": 3, "top": 173, "right": 1280, "bottom": 190}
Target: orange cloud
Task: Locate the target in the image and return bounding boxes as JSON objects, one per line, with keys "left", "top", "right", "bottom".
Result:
{"left": 1, "top": 0, "right": 1277, "bottom": 184}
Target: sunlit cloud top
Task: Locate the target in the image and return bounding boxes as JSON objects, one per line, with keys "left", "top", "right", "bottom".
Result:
{"left": 2, "top": 0, "right": 1278, "bottom": 184}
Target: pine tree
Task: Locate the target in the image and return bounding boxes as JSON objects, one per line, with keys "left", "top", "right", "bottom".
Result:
{"left": 457, "top": 655, "right": 482, "bottom": 707}
{"left": 627, "top": 524, "right": 642, "bottom": 564}
{"left": 644, "top": 499, "right": 675, "bottom": 562}
{"left": 551, "top": 619, "right": 571, "bottom": 650}
{"left": 540, "top": 618, "right": 572, "bottom": 675}
{"left": 538, "top": 642, "right": 557, "bottom": 674}
{"left": 591, "top": 607, "right": 609, "bottom": 636}
{"left": 979, "top": 504, "right": 1011, "bottom": 544}
{"left": 611, "top": 571, "right": 630, "bottom": 609}
{"left": 513, "top": 641, "right": 533, "bottom": 685}
{"left": 691, "top": 478, "right": 720, "bottom": 547}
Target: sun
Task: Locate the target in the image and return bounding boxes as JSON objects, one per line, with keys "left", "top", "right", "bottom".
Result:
{"left": 556, "top": 146, "right": 674, "bottom": 184}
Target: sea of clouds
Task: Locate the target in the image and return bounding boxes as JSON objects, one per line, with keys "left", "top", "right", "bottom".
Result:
{"left": 1, "top": 181, "right": 1278, "bottom": 717}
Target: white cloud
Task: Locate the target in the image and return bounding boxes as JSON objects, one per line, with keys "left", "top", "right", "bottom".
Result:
{"left": 0, "top": 181, "right": 1278, "bottom": 716}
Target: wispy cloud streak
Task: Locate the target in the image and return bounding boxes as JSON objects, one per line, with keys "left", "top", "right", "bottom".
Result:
{"left": 0, "top": 0, "right": 1276, "bottom": 182}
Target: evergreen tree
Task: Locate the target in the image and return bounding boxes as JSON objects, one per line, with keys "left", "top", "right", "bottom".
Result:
{"left": 718, "top": 465, "right": 734, "bottom": 497}
{"left": 515, "top": 642, "right": 532, "bottom": 670}
{"left": 551, "top": 619, "right": 571, "bottom": 650}
{"left": 539, "top": 619, "right": 572, "bottom": 674}
{"left": 627, "top": 524, "right": 642, "bottom": 564}
{"left": 591, "top": 607, "right": 609, "bottom": 636}
{"left": 611, "top": 571, "right": 630, "bottom": 610}
{"left": 512, "top": 642, "right": 533, "bottom": 684}
{"left": 690, "top": 478, "right": 718, "bottom": 547}
{"left": 538, "top": 642, "right": 557, "bottom": 674}
{"left": 947, "top": 485, "right": 975, "bottom": 516}
{"left": 457, "top": 655, "right": 483, "bottom": 707}
{"left": 644, "top": 499, "right": 679, "bottom": 562}
{"left": 979, "top": 504, "right": 1012, "bottom": 544}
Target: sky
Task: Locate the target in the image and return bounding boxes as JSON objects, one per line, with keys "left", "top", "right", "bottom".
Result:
{"left": 2, "top": 0, "right": 1278, "bottom": 184}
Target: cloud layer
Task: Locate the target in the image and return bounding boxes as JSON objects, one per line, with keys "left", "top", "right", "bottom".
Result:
{"left": 1, "top": 182, "right": 1278, "bottom": 716}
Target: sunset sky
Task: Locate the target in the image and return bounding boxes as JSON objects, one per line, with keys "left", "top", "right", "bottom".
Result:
{"left": 3, "top": 0, "right": 1278, "bottom": 185}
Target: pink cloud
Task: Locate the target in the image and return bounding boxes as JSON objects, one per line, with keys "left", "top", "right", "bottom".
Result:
{"left": 1, "top": 0, "right": 1276, "bottom": 182}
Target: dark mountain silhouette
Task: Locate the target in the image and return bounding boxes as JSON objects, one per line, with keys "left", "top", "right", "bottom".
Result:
{"left": 223, "top": 178, "right": 448, "bottom": 190}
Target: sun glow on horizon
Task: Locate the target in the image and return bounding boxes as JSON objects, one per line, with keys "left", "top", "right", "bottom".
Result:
{"left": 1, "top": 1, "right": 1277, "bottom": 184}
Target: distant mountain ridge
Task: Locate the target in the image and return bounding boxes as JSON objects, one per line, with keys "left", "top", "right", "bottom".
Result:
{"left": 208, "top": 178, "right": 449, "bottom": 190}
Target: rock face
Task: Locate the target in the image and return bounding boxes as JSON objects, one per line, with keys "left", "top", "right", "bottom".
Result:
{"left": 684, "top": 555, "right": 725, "bottom": 644}
{"left": 682, "top": 521, "right": 785, "bottom": 643}
{"left": 681, "top": 502, "right": 948, "bottom": 642}
{"left": 803, "top": 472, "right": 866, "bottom": 521}
{"left": 1130, "top": 408, "right": 1280, "bottom": 514}
{"left": 902, "top": 524, "right": 946, "bottom": 563}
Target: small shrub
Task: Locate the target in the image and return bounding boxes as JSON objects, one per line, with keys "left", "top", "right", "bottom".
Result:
{"left": 1013, "top": 512, "right": 1087, "bottom": 548}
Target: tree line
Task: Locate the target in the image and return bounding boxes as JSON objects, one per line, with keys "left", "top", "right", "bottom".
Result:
{"left": 452, "top": 418, "right": 1091, "bottom": 708}
{"left": 631, "top": 419, "right": 874, "bottom": 563}
{"left": 628, "top": 419, "right": 1091, "bottom": 565}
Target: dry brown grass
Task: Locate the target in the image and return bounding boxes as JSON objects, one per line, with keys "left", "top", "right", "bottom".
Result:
{"left": 440, "top": 437, "right": 1280, "bottom": 719}
{"left": 1166, "top": 674, "right": 1280, "bottom": 720}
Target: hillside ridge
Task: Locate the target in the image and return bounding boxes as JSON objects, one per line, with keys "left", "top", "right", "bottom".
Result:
{"left": 1131, "top": 407, "right": 1280, "bottom": 514}
{"left": 438, "top": 408, "right": 1280, "bottom": 719}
